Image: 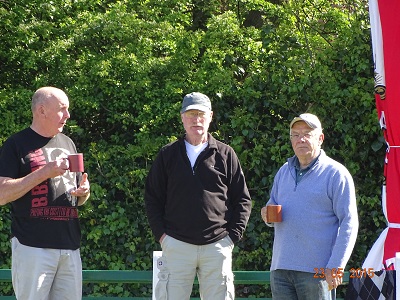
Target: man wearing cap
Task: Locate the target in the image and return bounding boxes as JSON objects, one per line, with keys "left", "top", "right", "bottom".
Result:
{"left": 261, "top": 113, "right": 358, "bottom": 300}
{"left": 145, "top": 92, "right": 252, "bottom": 300}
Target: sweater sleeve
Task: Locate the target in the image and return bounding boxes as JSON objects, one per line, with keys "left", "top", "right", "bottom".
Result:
{"left": 326, "top": 165, "right": 359, "bottom": 269}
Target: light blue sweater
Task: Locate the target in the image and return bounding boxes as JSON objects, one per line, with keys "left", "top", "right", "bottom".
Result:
{"left": 268, "top": 150, "right": 359, "bottom": 273}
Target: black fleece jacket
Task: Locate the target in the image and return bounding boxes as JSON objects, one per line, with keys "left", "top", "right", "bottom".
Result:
{"left": 145, "top": 134, "right": 252, "bottom": 245}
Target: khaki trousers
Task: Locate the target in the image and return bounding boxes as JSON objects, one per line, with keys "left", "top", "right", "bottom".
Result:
{"left": 11, "top": 237, "right": 82, "bottom": 300}
{"left": 156, "top": 235, "right": 235, "bottom": 300}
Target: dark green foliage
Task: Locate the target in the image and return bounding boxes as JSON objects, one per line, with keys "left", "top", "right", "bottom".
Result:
{"left": 0, "top": 0, "right": 385, "bottom": 298}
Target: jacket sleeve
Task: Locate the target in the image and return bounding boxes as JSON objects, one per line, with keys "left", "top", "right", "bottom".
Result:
{"left": 144, "top": 150, "right": 167, "bottom": 242}
{"left": 226, "top": 149, "right": 252, "bottom": 243}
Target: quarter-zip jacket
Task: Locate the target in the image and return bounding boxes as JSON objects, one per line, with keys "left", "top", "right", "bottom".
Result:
{"left": 145, "top": 134, "right": 252, "bottom": 245}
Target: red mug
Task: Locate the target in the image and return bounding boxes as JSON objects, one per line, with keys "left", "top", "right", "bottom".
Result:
{"left": 67, "top": 153, "right": 84, "bottom": 172}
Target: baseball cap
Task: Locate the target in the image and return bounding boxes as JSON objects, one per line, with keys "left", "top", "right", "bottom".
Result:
{"left": 181, "top": 92, "right": 212, "bottom": 113}
{"left": 290, "top": 113, "right": 322, "bottom": 130}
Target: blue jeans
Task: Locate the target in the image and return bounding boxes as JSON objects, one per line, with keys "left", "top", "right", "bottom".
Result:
{"left": 271, "top": 269, "right": 335, "bottom": 300}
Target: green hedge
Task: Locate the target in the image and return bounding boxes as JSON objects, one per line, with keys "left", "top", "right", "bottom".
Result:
{"left": 0, "top": 0, "right": 386, "bottom": 298}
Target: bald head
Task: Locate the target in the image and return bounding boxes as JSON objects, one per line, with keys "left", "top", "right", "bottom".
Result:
{"left": 31, "top": 87, "right": 68, "bottom": 111}
{"left": 30, "top": 87, "right": 70, "bottom": 137}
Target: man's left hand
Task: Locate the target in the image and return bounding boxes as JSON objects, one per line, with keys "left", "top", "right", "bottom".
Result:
{"left": 325, "top": 268, "right": 343, "bottom": 291}
{"left": 71, "top": 173, "right": 90, "bottom": 197}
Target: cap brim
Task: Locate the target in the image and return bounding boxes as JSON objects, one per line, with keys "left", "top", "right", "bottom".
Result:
{"left": 181, "top": 105, "right": 211, "bottom": 113}
{"left": 290, "top": 117, "right": 318, "bottom": 129}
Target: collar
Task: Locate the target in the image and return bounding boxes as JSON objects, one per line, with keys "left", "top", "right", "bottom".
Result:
{"left": 180, "top": 133, "right": 217, "bottom": 149}
{"left": 290, "top": 149, "right": 323, "bottom": 170}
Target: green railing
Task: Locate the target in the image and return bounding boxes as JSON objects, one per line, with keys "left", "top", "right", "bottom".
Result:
{"left": 0, "top": 269, "right": 350, "bottom": 299}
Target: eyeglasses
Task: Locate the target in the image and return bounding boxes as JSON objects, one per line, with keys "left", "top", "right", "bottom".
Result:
{"left": 290, "top": 132, "right": 315, "bottom": 140}
{"left": 184, "top": 111, "right": 209, "bottom": 119}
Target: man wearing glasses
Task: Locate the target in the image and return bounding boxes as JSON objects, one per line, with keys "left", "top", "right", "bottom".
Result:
{"left": 145, "top": 92, "right": 252, "bottom": 300}
{"left": 261, "top": 113, "right": 358, "bottom": 300}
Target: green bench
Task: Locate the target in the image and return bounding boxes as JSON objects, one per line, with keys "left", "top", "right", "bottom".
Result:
{"left": 0, "top": 269, "right": 350, "bottom": 299}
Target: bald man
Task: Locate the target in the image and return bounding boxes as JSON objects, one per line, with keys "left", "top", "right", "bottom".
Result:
{"left": 0, "top": 87, "right": 90, "bottom": 300}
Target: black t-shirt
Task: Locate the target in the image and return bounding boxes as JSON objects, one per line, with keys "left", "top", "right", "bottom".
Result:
{"left": 0, "top": 127, "right": 82, "bottom": 250}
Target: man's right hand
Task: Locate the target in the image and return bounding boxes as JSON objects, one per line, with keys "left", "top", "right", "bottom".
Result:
{"left": 43, "top": 158, "right": 69, "bottom": 178}
{"left": 260, "top": 206, "right": 267, "bottom": 223}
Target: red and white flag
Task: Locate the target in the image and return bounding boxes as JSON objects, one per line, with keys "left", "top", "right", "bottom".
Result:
{"left": 363, "top": 0, "right": 400, "bottom": 271}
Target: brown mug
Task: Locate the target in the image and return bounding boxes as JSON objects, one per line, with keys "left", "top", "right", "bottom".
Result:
{"left": 67, "top": 153, "right": 84, "bottom": 172}
{"left": 266, "top": 204, "right": 282, "bottom": 223}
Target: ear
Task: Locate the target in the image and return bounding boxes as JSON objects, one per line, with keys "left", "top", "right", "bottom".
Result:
{"left": 319, "top": 133, "right": 325, "bottom": 146}
{"left": 38, "top": 104, "right": 46, "bottom": 118}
